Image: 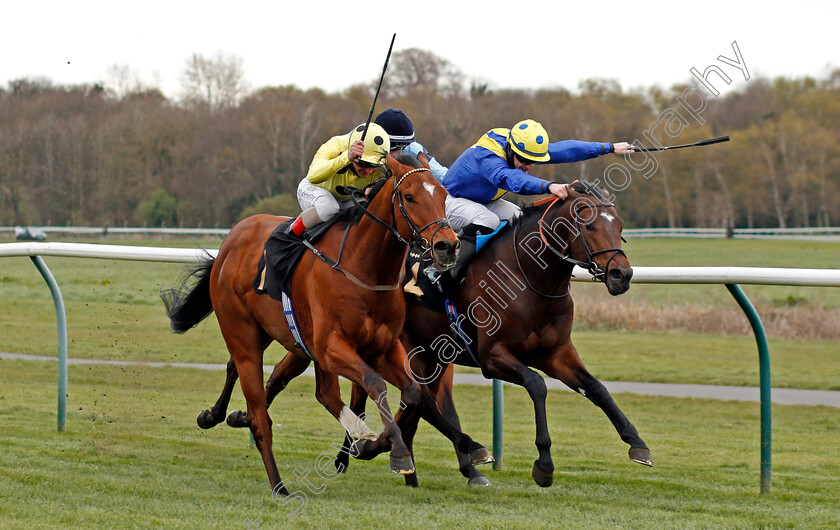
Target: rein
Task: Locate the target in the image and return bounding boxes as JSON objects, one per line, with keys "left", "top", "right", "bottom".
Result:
{"left": 306, "top": 166, "right": 449, "bottom": 291}
{"left": 513, "top": 193, "right": 627, "bottom": 297}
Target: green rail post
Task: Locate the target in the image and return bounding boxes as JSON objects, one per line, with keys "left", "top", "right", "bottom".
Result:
{"left": 30, "top": 256, "right": 68, "bottom": 432}
{"left": 492, "top": 378, "right": 503, "bottom": 470}
{"left": 725, "top": 283, "right": 771, "bottom": 494}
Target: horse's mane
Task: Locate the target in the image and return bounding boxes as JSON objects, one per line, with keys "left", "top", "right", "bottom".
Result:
{"left": 513, "top": 180, "right": 610, "bottom": 226}
{"left": 392, "top": 152, "right": 424, "bottom": 169}
{"left": 340, "top": 153, "right": 425, "bottom": 225}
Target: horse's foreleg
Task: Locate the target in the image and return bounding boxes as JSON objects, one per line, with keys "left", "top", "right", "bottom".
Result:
{"left": 312, "top": 366, "right": 377, "bottom": 443}
{"left": 484, "top": 343, "right": 554, "bottom": 487}
{"left": 197, "top": 356, "right": 239, "bottom": 429}
{"left": 536, "top": 343, "right": 652, "bottom": 467}
{"left": 334, "top": 382, "right": 369, "bottom": 474}
{"left": 378, "top": 342, "right": 494, "bottom": 475}
{"left": 435, "top": 364, "right": 491, "bottom": 486}
{"left": 266, "top": 352, "right": 312, "bottom": 407}
{"left": 226, "top": 351, "right": 311, "bottom": 428}
{"left": 319, "top": 333, "right": 414, "bottom": 475}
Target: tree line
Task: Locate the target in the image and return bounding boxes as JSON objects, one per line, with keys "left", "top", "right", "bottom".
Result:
{"left": 1, "top": 49, "right": 838, "bottom": 229}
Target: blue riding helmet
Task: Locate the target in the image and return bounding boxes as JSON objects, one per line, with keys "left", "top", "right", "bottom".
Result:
{"left": 374, "top": 109, "right": 415, "bottom": 149}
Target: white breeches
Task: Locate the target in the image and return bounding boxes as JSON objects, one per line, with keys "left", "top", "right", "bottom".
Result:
{"left": 444, "top": 196, "right": 522, "bottom": 233}
{"left": 297, "top": 179, "right": 353, "bottom": 222}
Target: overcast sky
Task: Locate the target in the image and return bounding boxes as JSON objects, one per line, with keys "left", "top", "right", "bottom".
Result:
{"left": 4, "top": 1, "right": 838, "bottom": 99}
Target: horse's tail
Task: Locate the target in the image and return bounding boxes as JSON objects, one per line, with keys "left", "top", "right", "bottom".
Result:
{"left": 161, "top": 252, "right": 216, "bottom": 334}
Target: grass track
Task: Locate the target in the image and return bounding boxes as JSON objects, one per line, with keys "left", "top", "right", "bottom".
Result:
{"left": 0, "top": 361, "right": 838, "bottom": 528}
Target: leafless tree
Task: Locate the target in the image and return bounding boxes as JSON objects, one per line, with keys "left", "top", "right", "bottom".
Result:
{"left": 179, "top": 52, "right": 250, "bottom": 110}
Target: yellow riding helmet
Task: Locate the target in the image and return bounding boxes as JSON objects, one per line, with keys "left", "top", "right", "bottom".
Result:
{"left": 348, "top": 122, "right": 390, "bottom": 165}
{"left": 508, "top": 119, "right": 551, "bottom": 163}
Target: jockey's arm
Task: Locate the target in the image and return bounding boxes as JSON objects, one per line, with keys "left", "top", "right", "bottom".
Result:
{"left": 403, "top": 142, "right": 448, "bottom": 182}
{"left": 479, "top": 152, "right": 552, "bottom": 195}
{"left": 306, "top": 135, "right": 353, "bottom": 184}
{"left": 545, "top": 140, "right": 614, "bottom": 163}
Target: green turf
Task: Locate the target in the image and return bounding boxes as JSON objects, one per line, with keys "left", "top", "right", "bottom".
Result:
{"left": 0, "top": 361, "right": 837, "bottom": 528}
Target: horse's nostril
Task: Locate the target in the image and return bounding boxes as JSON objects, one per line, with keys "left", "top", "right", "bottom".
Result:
{"left": 608, "top": 267, "right": 632, "bottom": 283}
{"left": 433, "top": 241, "right": 451, "bottom": 254}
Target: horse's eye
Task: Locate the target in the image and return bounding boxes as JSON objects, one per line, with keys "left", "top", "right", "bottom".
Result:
{"left": 404, "top": 193, "right": 415, "bottom": 203}
{"left": 585, "top": 223, "right": 595, "bottom": 231}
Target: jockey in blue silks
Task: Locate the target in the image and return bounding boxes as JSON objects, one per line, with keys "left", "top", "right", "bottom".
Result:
{"left": 442, "top": 118, "right": 635, "bottom": 280}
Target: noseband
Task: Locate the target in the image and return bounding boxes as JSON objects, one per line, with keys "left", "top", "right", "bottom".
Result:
{"left": 535, "top": 195, "right": 627, "bottom": 281}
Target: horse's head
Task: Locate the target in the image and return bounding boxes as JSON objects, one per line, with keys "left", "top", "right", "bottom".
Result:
{"left": 372, "top": 153, "right": 459, "bottom": 270}
{"left": 543, "top": 181, "right": 632, "bottom": 295}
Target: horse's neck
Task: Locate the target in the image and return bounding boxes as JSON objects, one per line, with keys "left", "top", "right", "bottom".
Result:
{"left": 507, "top": 211, "right": 576, "bottom": 296}
{"left": 343, "top": 192, "right": 406, "bottom": 283}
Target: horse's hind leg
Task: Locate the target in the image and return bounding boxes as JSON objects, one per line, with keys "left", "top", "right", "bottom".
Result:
{"left": 536, "top": 343, "right": 652, "bottom": 467}
{"left": 217, "top": 309, "right": 287, "bottom": 493}
{"left": 197, "top": 356, "right": 238, "bottom": 429}
{"left": 236, "top": 352, "right": 288, "bottom": 494}
{"left": 226, "top": 351, "right": 311, "bottom": 428}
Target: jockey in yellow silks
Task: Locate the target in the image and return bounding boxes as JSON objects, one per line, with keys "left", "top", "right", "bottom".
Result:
{"left": 290, "top": 122, "right": 390, "bottom": 237}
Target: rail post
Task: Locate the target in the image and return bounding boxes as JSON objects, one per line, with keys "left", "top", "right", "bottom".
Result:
{"left": 492, "top": 378, "right": 503, "bottom": 470}
{"left": 726, "top": 283, "right": 772, "bottom": 494}
{"left": 29, "top": 256, "right": 68, "bottom": 432}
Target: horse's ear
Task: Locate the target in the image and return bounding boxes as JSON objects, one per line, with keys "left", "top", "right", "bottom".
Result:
{"left": 417, "top": 152, "right": 431, "bottom": 170}
{"left": 382, "top": 155, "right": 394, "bottom": 178}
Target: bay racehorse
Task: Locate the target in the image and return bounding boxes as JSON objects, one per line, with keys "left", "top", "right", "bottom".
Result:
{"left": 332, "top": 180, "right": 652, "bottom": 487}
{"left": 162, "top": 153, "right": 492, "bottom": 495}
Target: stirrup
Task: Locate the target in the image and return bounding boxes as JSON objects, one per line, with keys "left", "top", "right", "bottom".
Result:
{"left": 423, "top": 266, "right": 444, "bottom": 294}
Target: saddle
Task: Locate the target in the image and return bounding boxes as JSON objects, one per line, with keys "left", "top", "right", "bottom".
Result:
{"left": 254, "top": 208, "right": 358, "bottom": 302}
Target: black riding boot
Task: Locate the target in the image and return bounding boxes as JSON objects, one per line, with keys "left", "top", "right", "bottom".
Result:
{"left": 444, "top": 224, "right": 487, "bottom": 290}
{"left": 448, "top": 236, "right": 476, "bottom": 285}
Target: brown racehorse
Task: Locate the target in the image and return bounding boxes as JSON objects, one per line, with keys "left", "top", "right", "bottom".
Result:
{"left": 162, "top": 154, "right": 493, "bottom": 495}
{"left": 334, "top": 180, "right": 652, "bottom": 487}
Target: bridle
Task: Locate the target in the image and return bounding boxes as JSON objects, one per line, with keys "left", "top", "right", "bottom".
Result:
{"left": 347, "top": 166, "right": 451, "bottom": 261}
{"left": 535, "top": 195, "right": 627, "bottom": 281}
{"left": 512, "top": 193, "right": 626, "bottom": 298}
{"left": 304, "top": 166, "right": 451, "bottom": 291}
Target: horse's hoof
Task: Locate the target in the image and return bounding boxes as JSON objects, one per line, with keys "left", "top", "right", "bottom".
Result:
{"left": 272, "top": 482, "right": 291, "bottom": 497}
{"left": 389, "top": 455, "right": 415, "bottom": 475}
{"left": 404, "top": 474, "right": 419, "bottom": 488}
{"left": 532, "top": 461, "right": 554, "bottom": 487}
{"left": 629, "top": 447, "right": 653, "bottom": 467}
{"left": 350, "top": 439, "right": 370, "bottom": 460}
{"left": 226, "top": 410, "right": 248, "bottom": 428}
{"left": 470, "top": 446, "right": 495, "bottom": 466}
{"left": 334, "top": 453, "right": 349, "bottom": 473}
{"left": 196, "top": 410, "right": 221, "bottom": 429}
{"left": 468, "top": 475, "right": 491, "bottom": 487}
